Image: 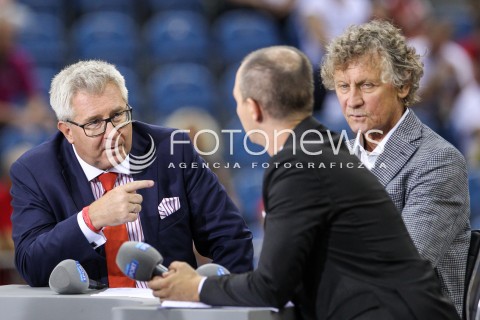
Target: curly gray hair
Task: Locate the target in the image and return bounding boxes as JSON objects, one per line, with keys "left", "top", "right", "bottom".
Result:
{"left": 320, "top": 20, "right": 423, "bottom": 107}
{"left": 49, "top": 60, "right": 128, "bottom": 121}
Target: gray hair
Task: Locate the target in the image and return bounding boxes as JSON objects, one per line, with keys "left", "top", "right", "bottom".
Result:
{"left": 239, "top": 45, "right": 314, "bottom": 119}
{"left": 321, "top": 20, "right": 424, "bottom": 107}
{"left": 49, "top": 60, "right": 128, "bottom": 120}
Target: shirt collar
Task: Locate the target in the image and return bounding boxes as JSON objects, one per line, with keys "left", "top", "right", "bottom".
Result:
{"left": 72, "top": 145, "right": 131, "bottom": 181}
{"left": 353, "top": 108, "right": 410, "bottom": 156}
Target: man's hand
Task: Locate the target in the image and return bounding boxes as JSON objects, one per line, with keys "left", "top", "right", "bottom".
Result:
{"left": 88, "top": 180, "right": 154, "bottom": 229}
{"left": 148, "top": 261, "right": 203, "bottom": 302}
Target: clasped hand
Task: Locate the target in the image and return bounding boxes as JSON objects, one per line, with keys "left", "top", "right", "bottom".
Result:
{"left": 148, "top": 261, "right": 202, "bottom": 302}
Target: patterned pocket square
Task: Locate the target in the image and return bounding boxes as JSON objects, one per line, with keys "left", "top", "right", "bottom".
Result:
{"left": 158, "top": 197, "right": 181, "bottom": 219}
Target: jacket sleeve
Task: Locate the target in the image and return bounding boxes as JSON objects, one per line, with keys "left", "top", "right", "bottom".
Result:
{"left": 200, "top": 154, "right": 329, "bottom": 307}
{"left": 10, "top": 160, "right": 99, "bottom": 286}
{"left": 400, "top": 147, "right": 470, "bottom": 267}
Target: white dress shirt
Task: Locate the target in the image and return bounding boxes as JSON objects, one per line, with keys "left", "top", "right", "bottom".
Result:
{"left": 353, "top": 109, "right": 410, "bottom": 170}
{"left": 72, "top": 145, "right": 147, "bottom": 288}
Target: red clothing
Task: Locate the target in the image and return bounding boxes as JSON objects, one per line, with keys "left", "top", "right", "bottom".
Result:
{"left": 0, "top": 48, "right": 37, "bottom": 103}
{"left": 0, "top": 182, "right": 12, "bottom": 232}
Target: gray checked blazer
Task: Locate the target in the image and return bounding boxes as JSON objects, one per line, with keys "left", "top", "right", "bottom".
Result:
{"left": 348, "top": 110, "right": 471, "bottom": 316}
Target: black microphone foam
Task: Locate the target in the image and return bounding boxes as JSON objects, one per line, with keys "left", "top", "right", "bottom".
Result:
{"left": 196, "top": 263, "right": 230, "bottom": 276}
{"left": 49, "top": 259, "right": 106, "bottom": 294}
{"left": 116, "top": 241, "right": 168, "bottom": 281}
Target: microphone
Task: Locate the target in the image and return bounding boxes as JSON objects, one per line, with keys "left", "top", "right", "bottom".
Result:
{"left": 49, "top": 259, "right": 107, "bottom": 294}
{"left": 196, "top": 263, "right": 230, "bottom": 276}
{"left": 116, "top": 241, "right": 169, "bottom": 281}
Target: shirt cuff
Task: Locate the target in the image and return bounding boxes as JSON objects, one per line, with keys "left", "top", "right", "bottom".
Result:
{"left": 198, "top": 276, "right": 207, "bottom": 295}
{"left": 77, "top": 211, "right": 106, "bottom": 249}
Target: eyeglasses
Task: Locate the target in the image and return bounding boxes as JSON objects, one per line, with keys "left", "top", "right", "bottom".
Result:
{"left": 67, "top": 105, "right": 133, "bottom": 137}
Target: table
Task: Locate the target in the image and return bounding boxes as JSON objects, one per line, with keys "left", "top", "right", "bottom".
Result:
{"left": 0, "top": 285, "right": 295, "bottom": 320}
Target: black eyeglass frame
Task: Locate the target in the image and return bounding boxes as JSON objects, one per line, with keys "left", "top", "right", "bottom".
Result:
{"left": 66, "top": 105, "right": 133, "bottom": 137}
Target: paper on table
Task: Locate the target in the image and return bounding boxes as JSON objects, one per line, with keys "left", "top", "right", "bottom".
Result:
{"left": 92, "top": 289, "right": 293, "bottom": 313}
{"left": 160, "top": 300, "right": 212, "bottom": 308}
{"left": 214, "top": 301, "right": 294, "bottom": 312}
{"left": 90, "top": 288, "right": 157, "bottom": 299}
{"left": 91, "top": 290, "right": 211, "bottom": 308}
{"left": 161, "top": 300, "right": 295, "bottom": 312}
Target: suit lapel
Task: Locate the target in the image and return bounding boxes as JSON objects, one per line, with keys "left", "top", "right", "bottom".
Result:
{"left": 130, "top": 123, "right": 159, "bottom": 243}
{"left": 60, "top": 124, "right": 160, "bottom": 241}
{"left": 59, "top": 138, "right": 95, "bottom": 212}
{"left": 370, "top": 111, "right": 422, "bottom": 186}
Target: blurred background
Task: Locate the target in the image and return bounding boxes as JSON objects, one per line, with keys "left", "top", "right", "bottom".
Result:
{"left": 0, "top": 0, "right": 479, "bottom": 284}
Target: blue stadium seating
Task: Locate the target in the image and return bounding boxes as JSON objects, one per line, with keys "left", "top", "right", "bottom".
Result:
{"left": 213, "top": 9, "right": 282, "bottom": 65}
{"left": 16, "top": 13, "right": 67, "bottom": 69}
{"left": 232, "top": 167, "right": 265, "bottom": 224}
{"left": 115, "top": 66, "right": 147, "bottom": 122}
{"left": 74, "top": 0, "right": 136, "bottom": 15}
{"left": 146, "top": 0, "right": 205, "bottom": 13}
{"left": 218, "top": 62, "right": 241, "bottom": 122}
{"left": 71, "top": 11, "right": 139, "bottom": 69}
{"left": 147, "top": 63, "right": 219, "bottom": 117}
{"left": 143, "top": 11, "right": 211, "bottom": 67}
{"left": 434, "top": 4, "right": 475, "bottom": 40}
{"left": 33, "top": 67, "right": 58, "bottom": 100}
{"left": 18, "top": 0, "right": 65, "bottom": 17}
{"left": 470, "top": 172, "right": 480, "bottom": 229}
{"left": 224, "top": 117, "right": 270, "bottom": 168}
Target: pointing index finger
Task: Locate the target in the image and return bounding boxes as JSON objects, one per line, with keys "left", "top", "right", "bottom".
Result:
{"left": 121, "top": 180, "right": 154, "bottom": 193}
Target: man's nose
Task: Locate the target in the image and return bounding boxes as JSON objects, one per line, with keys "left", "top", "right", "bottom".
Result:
{"left": 104, "top": 120, "right": 118, "bottom": 138}
{"left": 347, "top": 87, "right": 363, "bottom": 108}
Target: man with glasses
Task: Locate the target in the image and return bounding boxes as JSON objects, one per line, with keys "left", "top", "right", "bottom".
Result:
{"left": 9, "top": 60, "right": 254, "bottom": 287}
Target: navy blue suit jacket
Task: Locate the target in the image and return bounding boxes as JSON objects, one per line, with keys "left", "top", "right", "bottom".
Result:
{"left": 10, "top": 121, "right": 253, "bottom": 286}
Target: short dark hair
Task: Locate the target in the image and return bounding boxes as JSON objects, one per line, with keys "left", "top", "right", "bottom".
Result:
{"left": 239, "top": 46, "right": 314, "bottom": 119}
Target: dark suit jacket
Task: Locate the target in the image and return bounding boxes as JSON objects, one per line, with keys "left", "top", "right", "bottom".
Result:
{"left": 200, "top": 117, "right": 459, "bottom": 320}
{"left": 10, "top": 121, "right": 253, "bottom": 286}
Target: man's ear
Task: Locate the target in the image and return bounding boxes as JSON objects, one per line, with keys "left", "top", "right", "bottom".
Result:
{"left": 246, "top": 98, "right": 263, "bottom": 123}
{"left": 57, "top": 121, "right": 74, "bottom": 144}
{"left": 398, "top": 84, "right": 410, "bottom": 100}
